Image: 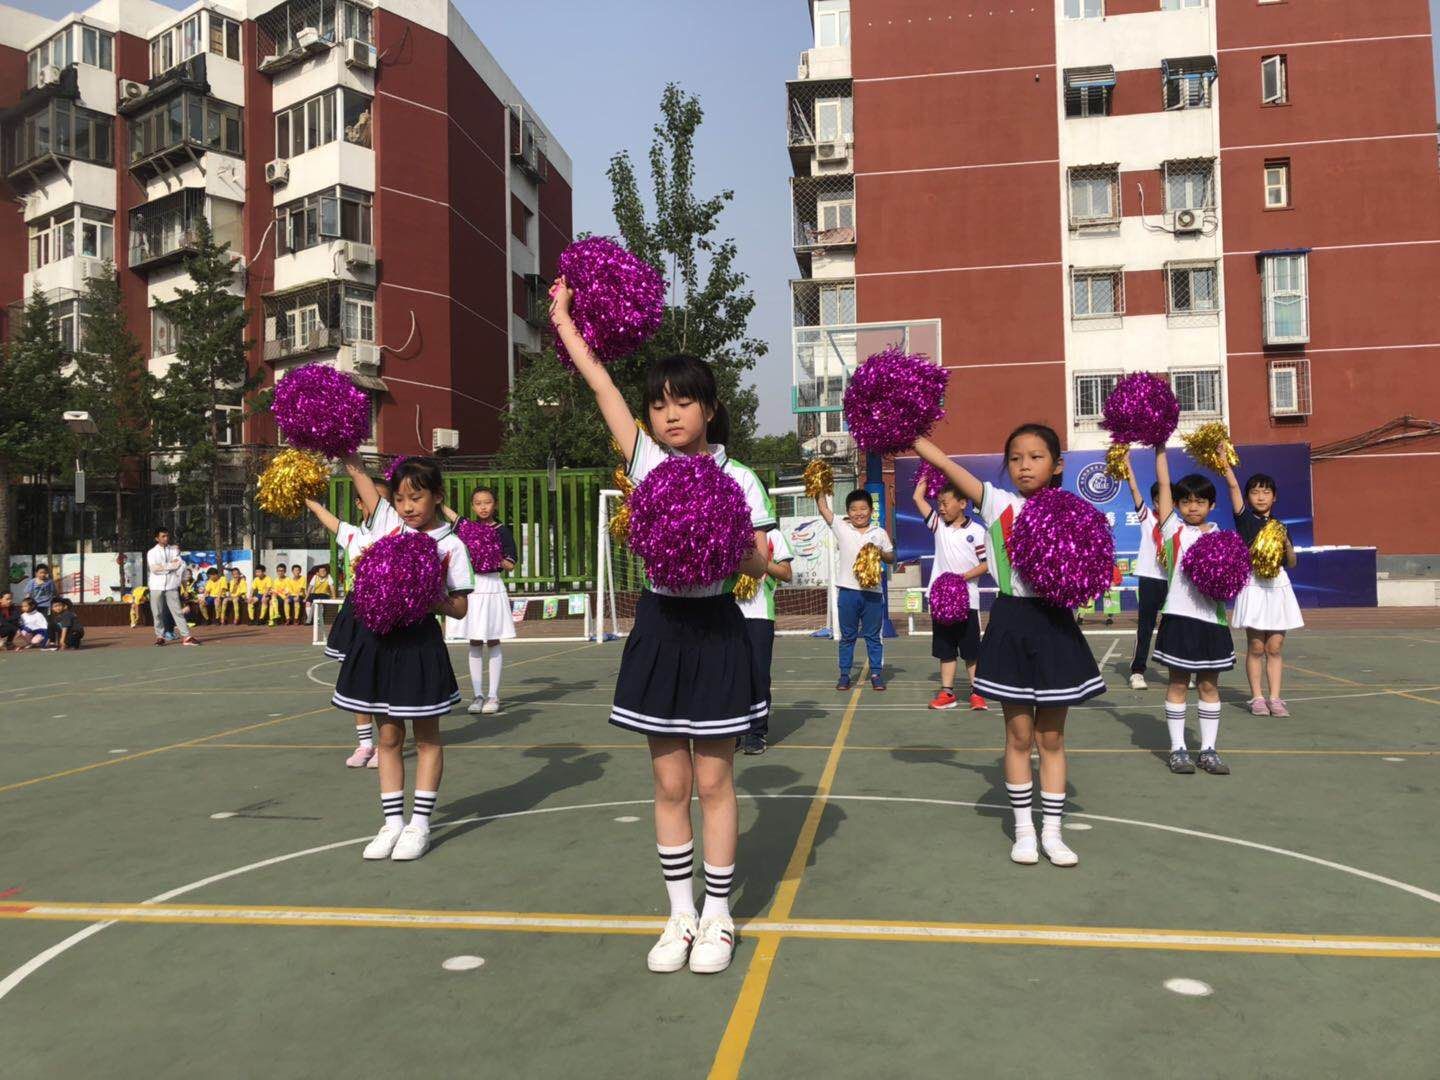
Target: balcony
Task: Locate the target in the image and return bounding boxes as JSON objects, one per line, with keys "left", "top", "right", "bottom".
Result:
{"left": 263, "top": 324, "right": 341, "bottom": 362}
{"left": 129, "top": 190, "right": 206, "bottom": 270}
{"left": 262, "top": 279, "right": 375, "bottom": 364}
{"left": 126, "top": 91, "right": 242, "bottom": 179}
{"left": 2, "top": 85, "right": 115, "bottom": 190}
{"left": 791, "top": 174, "right": 855, "bottom": 274}
{"left": 785, "top": 77, "right": 851, "bottom": 175}
{"left": 118, "top": 55, "right": 207, "bottom": 116}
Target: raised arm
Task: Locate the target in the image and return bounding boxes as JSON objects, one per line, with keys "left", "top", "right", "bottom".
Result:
{"left": 343, "top": 455, "right": 380, "bottom": 519}
{"left": 441, "top": 504, "right": 460, "bottom": 524}
{"left": 912, "top": 471, "right": 933, "bottom": 521}
{"left": 769, "top": 557, "right": 794, "bottom": 584}
{"left": 816, "top": 487, "right": 835, "bottom": 526}
{"left": 1154, "top": 446, "right": 1174, "bottom": 523}
{"left": 305, "top": 498, "right": 341, "bottom": 536}
{"left": 1219, "top": 443, "right": 1244, "bottom": 516}
{"left": 1122, "top": 448, "right": 1145, "bottom": 511}
{"left": 914, "top": 437, "right": 983, "bottom": 508}
{"left": 550, "top": 278, "right": 643, "bottom": 464}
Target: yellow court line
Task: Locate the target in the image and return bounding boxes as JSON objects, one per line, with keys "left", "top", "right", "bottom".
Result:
{"left": 708, "top": 672, "right": 864, "bottom": 1080}
{"left": 1288, "top": 662, "right": 1440, "bottom": 707}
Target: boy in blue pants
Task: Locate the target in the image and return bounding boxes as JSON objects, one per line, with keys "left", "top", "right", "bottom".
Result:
{"left": 817, "top": 487, "right": 895, "bottom": 691}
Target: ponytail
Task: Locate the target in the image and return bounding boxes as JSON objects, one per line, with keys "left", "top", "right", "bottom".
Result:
{"left": 707, "top": 401, "right": 731, "bottom": 446}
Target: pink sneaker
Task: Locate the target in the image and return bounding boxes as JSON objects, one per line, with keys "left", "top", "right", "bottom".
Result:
{"left": 1248, "top": 698, "right": 1270, "bottom": 716}
{"left": 366, "top": 750, "right": 379, "bottom": 769}
{"left": 1268, "top": 699, "right": 1290, "bottom": 717}
{"left": 345, "top": 745, "right": 376, "bottom": 768}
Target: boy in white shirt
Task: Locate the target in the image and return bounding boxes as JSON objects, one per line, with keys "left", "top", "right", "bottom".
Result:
{"left": 817, "top": 487, "right": 896, "bottom": 691}
{"left": 913, "top": 474, "right": 990, "bottom": 711}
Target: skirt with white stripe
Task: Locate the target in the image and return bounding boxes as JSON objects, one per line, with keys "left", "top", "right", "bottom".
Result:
{"left": 324, "top": 594, "right": 358, "bottom": 661}
{"left": 610, "top": 591, "right": 765, "bottom": 740}
{"left": 332, "top": 615, "right": 460, "bottom": 719}
{"left": 1152, "top": 613, "right": 1237, "bottom": 672}
{"left": 972, "top": 595, "right": 1106, "bottom": 707}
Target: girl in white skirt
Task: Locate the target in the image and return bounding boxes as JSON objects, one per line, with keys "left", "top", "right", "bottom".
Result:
{"left": 1221, "top": 459, "right": 1303, "bottom": 717}
{"left": 444, "top": 487, "right": 517, "bottom": 715}
{"left": 552, "top": 278, "right": 772, "bottom": 977}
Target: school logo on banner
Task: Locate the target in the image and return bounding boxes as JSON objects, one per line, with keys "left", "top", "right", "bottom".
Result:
{"left": 1077, "top": 461, "right": 1120, "bottom": 506}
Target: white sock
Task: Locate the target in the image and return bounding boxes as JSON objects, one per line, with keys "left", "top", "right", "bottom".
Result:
{"left": 380, "top": 790, "right": 404, "bottom": 825}
{"left": 1006, "top": 781, "right": 1034, "bottom": 833}
{"left": 702, "top": 861, "right": 734, "bottom": 921}
{"left": 355, "top": 722, "right": 374, "bottom": 749}
{"left": 1198, "top": 701, "right": 1221, "bottom": 751}
{"left": 487, "top": 645, "right": 503, "bottom": 700}
{"left": 1165, "top": 701, "right": 1188, "bottom": 752}
{"left": 657, "top": 842, "right": 697, "bottom": 917}
{"left": 1040, "top": 790, "right": 1065, "bottom": 834}
{"left": 411, "top": 789, "right": 437, "bottom": 832}
{"left": 468, "top": 644, "right": 486, "bottom": 698}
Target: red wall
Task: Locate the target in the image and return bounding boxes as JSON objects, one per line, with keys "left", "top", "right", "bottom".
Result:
{"left": 0, "top": 44, "right": 28, "bottom": 337}
{"left": 114, "top": 32, "right": 151, "bottom": 369}
{"left": 242, "top": 22, "right": 275, "bottom": 446}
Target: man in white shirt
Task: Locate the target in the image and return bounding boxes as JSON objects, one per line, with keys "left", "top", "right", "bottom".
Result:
{"left": 817, "top": 487, "right": 896, "bottom": 691}
{"left": 147, "top": 528, "right": 200, "bottom": 646}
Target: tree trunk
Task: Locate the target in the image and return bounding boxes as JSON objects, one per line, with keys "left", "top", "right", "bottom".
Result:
{"left": 0, "top": 461, "right": 12, "bottom": 590}
{"left": 210, "top": 418, "right": 224, "bottom": 572}
{"left": 45, "top": 471, "right": 56, "bottom": 581}
{"left": 114, "top": 481, "right": 126, "bottom": 590}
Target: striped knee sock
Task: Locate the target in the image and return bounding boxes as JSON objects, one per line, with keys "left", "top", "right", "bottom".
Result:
{"left": 1006, "top": 781, "right": 1034, "bottom": 833}
{"left": 380, "top": 790, "right": 404, "bottom": 825}
{"left": 1165, "top": 701, "right": 1188, "bottom": 752}
{"left": 702, "top": 861, "right": 735, "bottom": 921}
{"left": 355, "top": 722, "right": 374, "bottom": 749}
{"left": 1198, "top": 701, "right": 1221, "bottom": 752}
{"left": 411, "top": 789, "right": 438, "bottom": 832}
{"left": 658, "top": 842, "right": 697, "bottom": 917}
{"left": 1040, "top": 790, "right": 1066, "bottom": 833}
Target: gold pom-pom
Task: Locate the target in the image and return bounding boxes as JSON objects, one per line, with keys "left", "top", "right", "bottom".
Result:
{"left": 1182, "top": 422, "right": 1239, "bottom": 473}
{"left": 608, "top": 501, "right": 631, "bottom": 542}
{"left": 1250, "top": 518, "right": 1289, "bottom": 580}
{"left": 613, "top": 464, "right": 633, "bottom": 496}
{"left": 853, "top": 543, "right": 883, "bottom": 590}
{"left": 609, "top": 418, "right": 647, "bottom": 462}
{"left": 803, "top": 458, "right": 833, "bottom": 500}
{"left": 257, "top": 450, "right": 330, "bottom": 519}
{"left": 1105, "top": 443, "right": 1131, "bottom": 482}
{"left": 732, "top": 574, "right": 761, "bottom": 602}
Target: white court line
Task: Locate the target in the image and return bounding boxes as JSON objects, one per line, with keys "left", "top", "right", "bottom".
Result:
{"left": 5, "top": 794, "right": 1440, "bottom": 1002}
{"left": 1099, "top": 638, "right": 1121, "bottom": 669}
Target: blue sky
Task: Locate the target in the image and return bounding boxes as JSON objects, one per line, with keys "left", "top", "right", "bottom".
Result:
{"left": 16, "top": 0, "right": 1440, "bottom": 434}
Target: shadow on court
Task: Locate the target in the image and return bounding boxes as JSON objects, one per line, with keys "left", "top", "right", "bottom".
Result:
{"left": 731, "top": 763, "right": 848, "bottom": 918}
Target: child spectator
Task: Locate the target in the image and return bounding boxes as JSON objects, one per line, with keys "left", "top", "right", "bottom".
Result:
{"left": 18, "top": 598, "right": 50, "bottom": 649}
{"left": 51, "top": 598, "right": 85, "bottom": 650}
{"left": 29, "top": 564, "right": 55, "bottom": 614}
{"left": 201, "top": 568, "right": 227, "bottom": 623}
{"left": 816, "top": 487, "right": 896, "bottom": 691}
{"left": 0, "top": 591, "right": 18, "bottom": 650}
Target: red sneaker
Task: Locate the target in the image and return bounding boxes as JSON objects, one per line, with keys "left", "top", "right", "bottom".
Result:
{"left": 969, "top": 694, "right": 989, "bottom": 711}
{"left": 929, "top": 690, "right": 959, "bottom": 710}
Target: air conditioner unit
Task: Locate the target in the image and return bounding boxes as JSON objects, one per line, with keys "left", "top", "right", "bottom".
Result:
{"left": 1174, "top": 208, "right": 1201, "bottom": 234}
{"left": 119, "top": 78, "right": 146, "bottom": 101}
{"left": 296, "top": 26, "right": 321, "bottom": 49}
{"left": 351, "top": 343, "right": 381, "bottom": 373}
{"left": 819, "top": 438, "right": 840, "bottom": 456}
{"left": 38, "top": 65, "right": 61, "bottom": 87}
{"left": 343, "top": 242, "right": 375, "bottom": 268}
{"left": 432, "top": 427, "right": 460, "bottom": 451}
{"left": 264, "top": 159, "right": 290, "bottom": 186}
{"left": 817, "top": 141, "right": 848, "bottom": 162}
{"left": 344, "top": 37, "right": 375, "bottom": 70}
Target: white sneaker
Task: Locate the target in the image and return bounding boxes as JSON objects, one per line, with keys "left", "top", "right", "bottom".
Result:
{"left": 362, "top": 821, "right": 404, "bottom": 860}
{"left": 467, "top": 697, "right": 485, "bottom": 715}
{"left": 1128, "top": 672, "right": 1147, "bottom": 690}
{"left": 689, "top": 915, "right": 736, "bottom": 974}
{"left": 1010, "top": 828, "right": 1039, "bottom": 865}
{"left": 1042, "top": 829, "right": 1079, "bottom": 868}
{"left": 390, "top": 823, "right": 431, "bottom": 861}
{"left": 646, "top": 911, "right": 699, "bottom": 973}
{"left": 481, "top": 698, "right": 501, "bottom": 715}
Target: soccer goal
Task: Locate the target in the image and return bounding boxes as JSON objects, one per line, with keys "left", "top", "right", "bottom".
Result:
{"left": 595, "top": 484, "right": 838, "bottom": 640}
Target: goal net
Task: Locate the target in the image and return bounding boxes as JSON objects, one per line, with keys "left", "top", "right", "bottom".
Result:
{"left": 596, "top": 484, "right": 838, "bottom": 640}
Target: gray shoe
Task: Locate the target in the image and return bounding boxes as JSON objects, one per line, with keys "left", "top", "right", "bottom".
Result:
{"left": 1168, "top": 750, "right": 1196, "bottom": 774}
{"left": 1197, "top": 749, "right": 1230, "bottom": 775}
{"left": 740, "top": 733, "right": 767, "bottom": 756}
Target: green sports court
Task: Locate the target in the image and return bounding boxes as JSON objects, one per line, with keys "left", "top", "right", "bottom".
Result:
{"left": 1, "top": 618, "right": 1437, "bottom": 1078}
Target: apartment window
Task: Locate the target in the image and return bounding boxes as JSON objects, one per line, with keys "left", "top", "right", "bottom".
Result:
{"left": 343, "top": 288, "right": 376, "bottom": 342}
{"left": 1071, "top": 269, "right": 1123, "bottom": 319}
{"left": 1261, "top": 55, "right": 1288, "bottom": 104}
{"left": 1264, "top": 160, "right": 1290, "bottom": 208}
{"left": 1074, "top": 374, "right": 1122, "bottom": 421}
{"left": 209, "top": 16, "right": 242, "bottom": 61}
{"left": 80, "top": 27, "right": 114, "bottom": 70}
{"left": 1269, "top": 358, "right": 1312, "bottom": 417}
{"left": 1167, "top": 262, "right": 1219, "bottom": 314}
{"left": 129, "top": 94, "right": 241, "bottom": 163}
{"left": 54, "top": 300, "right": 85, "bottom": 354}
{"left": 1064, "top": 0, "right": 1103, "bottom": 18}
{"left": 151, "top": 306, "right": 183, "bottom": 358}
{"left": 6, "top": 102, "right": 113, "bottom": 173}
{"left": 511, "top": 196, "right": 533, "bottom": 243}
{"left": 27, "top": 30, "right": 74, "bottom": 86}
{"left": 275, "top": 186, "right": 373, "bottom": 255}
{"left": 817, "top": 196, "right": 856, "bottom": 236}
{"left": 1161, "top": 0, "right": 1208, "bottom": 8}
{"left": 26, "top": 206, "right": 111, "bottom": 268}
{"left": 1068, "top": 166, "right": 1119, "bottom": 228}
{"left": 1164, "top": 159, "right": 1216, "bottom": 212}
{"left": 213, "top": 404, "right": 244, "bottom": 446}
{"left": 1063, "top": 66, "right": 1115, "bottom": 119}
{"left": 276, "top": 89, "right": 371, "bottom": 157}
{"left": 815, "top": 97, "right": 853, "bottom": 143}
{"left": 1171, "top": 369, "right": 1221, "bottom": 415}
{"left": 815, "top": 0, "right": 850, "bottom": 48}
{"left": 1163, "top": 57, "right": 1217, "bottom": 110}
{"left": 341, "top": 1, "right": 373, "bottom": 43}
{"left": 286, "top": 305, "right": 322, "bottom": 348}
{"left": 1263, "top": 253, "right": 1309, "bottom": 345}
{"left": 79, "top": 207, "right": 114, "bottom": 259}
{"left": 818, "top": 282, "right": 856, "bottom": 326}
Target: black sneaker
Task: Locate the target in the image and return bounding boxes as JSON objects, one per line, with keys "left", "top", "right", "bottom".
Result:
{"left": 870, "top": 674, "right": 886, "bottom": 692}
{"left": 740, "top": 733, "right": 767, "bottom": 756}
{"left": 836, "top": 675, "right": 852, "bottom": 692}
{"left": 1197, "top": 749, "right": 1230, "bottom": 775}
{"left": 1168, "top": 750, "right": 1196, "bottom": 774}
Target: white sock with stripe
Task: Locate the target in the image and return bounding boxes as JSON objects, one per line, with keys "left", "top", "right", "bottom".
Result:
{"left": 1165, "top": 701, "right": 1188, "bottom": 752}
{"left": 355, "top": 722, "right": 374, "bottom": 749}
{"left": 1006, "top": 781, "right": 1034, "bottom": 834}
{"left": 380, "top": 790, "right": 404, "bottom": 825}
{"left": 658, "top": 842, "right": 697, "bottom": 917}
{"left": 1040, "top": 790, "right": 1066, "bottom": 834}
{"left": 702, "top": 861, "right": 734, "bottom": 921}
{"left": 411, "top": 789, "right": 438, "bottom": 832}
{"left": 1198, "top": 701, "right": 1221, "bottom": 752}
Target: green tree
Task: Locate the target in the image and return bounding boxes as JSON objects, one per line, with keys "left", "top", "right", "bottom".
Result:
{"left": 74, "top": 263, "right": 156, "bottom": 574}
{"left": 151, "top": 219, "right": 256, "bottom": 562}
{"left": 746, "top": 431, "right": 803, "bottom": 470}
{"left": 0, "top": 293, "right": 74, "bottom": 578}
{"left": 495, "top": 349, "right": 614, "bottom": 469}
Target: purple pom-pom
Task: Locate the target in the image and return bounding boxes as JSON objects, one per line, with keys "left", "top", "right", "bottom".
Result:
{"left": 272, "top": 363, "right": 371, "bottom": 458}
{"left": 1181, "top": 529, "right": 1251, "bottom": 602}
{"left": 553, "top": 237, "right": 665, "bottom": 366}
{"left": 842, "top": 346, "right": 949, "bottom": 455}
{"left": 1007, "top": 488, "right": 1117, "bottom": 609}
{"left": 1101, "top": 372, "right": 1181, "bottom": 448}
{"left": 929, "top": 572, "right": 970, "bottom": 625}
{"left": 456, "top": 518, "right": 505, "bottom": 575}
{"left": 384, "top": 456, "right": 410, "bottom": 485}
{"left": 628, "top": 455, "right": 755, "bottom": 591}
{"left": 917, "top": 461, "right": 948, "bottom": 501}
{"left": 352, "top": 530, "right": 444, "bottom": 635}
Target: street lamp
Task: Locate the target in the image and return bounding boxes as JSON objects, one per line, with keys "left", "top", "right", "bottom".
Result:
{"left": 63, "top": 411, "right": 99, "bottom": 603}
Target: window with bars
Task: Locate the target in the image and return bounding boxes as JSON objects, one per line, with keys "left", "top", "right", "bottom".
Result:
{"left": 1068, "top": 166, "right": 1119, "bottom": 229}
{"left": 1167, "top": 262, "right": 1219, "bottom": 315}
{"left": 1170, "top": 369, "right": 1221, "bottom": 416}
{"left": 1263, "top": 253, "right": 1309, "bottom": 344}
{"left": 1164, "top": 159, "right": 1216, "bottom": 212}
{"left": 1071, "top": 269, "right": 1124, "bottom": 319}
{"left": 1074, "top": 373, "right": 1122, "bottom": 421}
{"left": 1268, "top": 358, "right": 1311, "bottom": 416}
{"left": 1063, "top": 67, "right": 1115, "bottom": 118}
{"left": 1163, "top": 58, "right": 1217, "bottom": 110}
